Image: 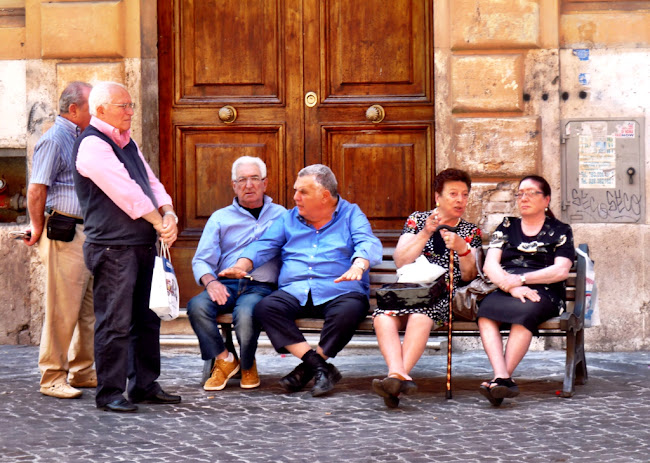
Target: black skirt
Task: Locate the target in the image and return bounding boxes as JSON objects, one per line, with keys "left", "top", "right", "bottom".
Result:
{"left": 477, "top": 288, "right": 560, "bottom": 336}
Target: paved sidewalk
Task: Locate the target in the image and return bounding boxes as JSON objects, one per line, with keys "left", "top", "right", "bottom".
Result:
{"left": 0, "top": 345, "right": 648, "bottom": 463}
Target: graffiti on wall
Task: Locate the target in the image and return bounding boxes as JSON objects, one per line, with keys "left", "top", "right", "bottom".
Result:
{"left": 570, "top": 188, "right": 642, "bottom": 221}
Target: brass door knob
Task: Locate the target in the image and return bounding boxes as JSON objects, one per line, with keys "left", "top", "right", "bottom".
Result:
{"left": 305, "top": 92, "right": 318, "bottom": 108}
{"left": 366, "top": 104, "right": 385, "bottom": 123}
{"left": 218, "top": 105, "right": 237, "bottom": 123}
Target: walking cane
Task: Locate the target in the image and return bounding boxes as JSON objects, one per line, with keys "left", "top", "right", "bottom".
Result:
{"left": 435, "top": 224, "right": 458, "bottom": 400}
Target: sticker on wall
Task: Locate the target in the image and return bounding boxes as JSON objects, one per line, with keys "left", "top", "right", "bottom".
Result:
{"left": 614, "top": 121, "right": 635, "bottom": 138}
{"left": 573, "top": 49, "right": 590, "bottom": 61}
{"left": 578, "top": 122, "right": 616, "bottom": 189}
{"left": 578, "top": 73, "right": 591, "bottom": 86}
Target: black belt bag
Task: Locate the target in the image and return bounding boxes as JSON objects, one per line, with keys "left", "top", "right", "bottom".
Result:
{"left": 46, "top": 213, "right": 80, "bottom": 242}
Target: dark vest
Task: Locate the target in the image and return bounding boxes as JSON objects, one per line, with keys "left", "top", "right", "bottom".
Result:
{"left": 72, "top": 125, "right": 158, "bottom": 245}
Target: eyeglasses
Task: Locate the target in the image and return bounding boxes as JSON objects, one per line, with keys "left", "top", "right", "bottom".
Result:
{"left": 234, "top": 176, "right": 264, "bottom": 186}
{"left": 515, "top": 189, "right": 544, "bottom": 199}
{"left": 107, "top": 102, "right": 136, "bottom": 110}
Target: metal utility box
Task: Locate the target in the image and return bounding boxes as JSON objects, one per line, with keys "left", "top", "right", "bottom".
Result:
{"left": 561, "top": 118, "right": 645, "bottom": 223}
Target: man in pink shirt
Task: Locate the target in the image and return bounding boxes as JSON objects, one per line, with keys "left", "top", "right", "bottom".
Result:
{"left": 73, "top": 81, "right": 180, "bottom": 413}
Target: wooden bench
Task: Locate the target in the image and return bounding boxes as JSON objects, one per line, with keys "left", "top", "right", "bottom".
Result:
{"left": 216, "top": 244, "right": 590, "bottom": 397}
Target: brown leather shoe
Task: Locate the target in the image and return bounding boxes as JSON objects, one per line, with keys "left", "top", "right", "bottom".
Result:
{"left": 40, "top": 383, "right": 82, "bottom": 399}
{"left": 204, "top": 357, "right": 240, "bottom": 391}
{"left": 70, "top": 376, "right": 97, "bottom": 388}
{"left": 240, "top": 360, "right": 260, "bottom": 389}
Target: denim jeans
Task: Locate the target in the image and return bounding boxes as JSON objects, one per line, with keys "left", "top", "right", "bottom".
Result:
{"left": 187, "top": 278, "right": 273, "bottom": 370}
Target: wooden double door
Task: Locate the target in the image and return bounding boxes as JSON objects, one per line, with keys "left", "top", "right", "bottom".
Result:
{"left": 158, "top": 0, "right": 435, "bottom": 305}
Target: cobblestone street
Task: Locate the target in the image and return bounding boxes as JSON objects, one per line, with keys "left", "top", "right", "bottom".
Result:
{"left": 1, "top": 345, "right": 648, "bottom": 462}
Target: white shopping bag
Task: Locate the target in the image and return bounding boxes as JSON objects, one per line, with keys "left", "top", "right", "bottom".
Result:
{"left": 149, "top": 241, "right": 180, "bottom": 321}
{"left": 575, "top": 247, "right": 599, "bottom": 328}
{"left": 397, "top": 255, "right": 447, "bottom": 285}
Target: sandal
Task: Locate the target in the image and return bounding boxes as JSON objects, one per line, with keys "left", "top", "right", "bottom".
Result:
{"left": 488, "top": 377, "right": 520, "bottom": 399}
{"left": 478, "top": 382, "right": 504, "bottom": 406}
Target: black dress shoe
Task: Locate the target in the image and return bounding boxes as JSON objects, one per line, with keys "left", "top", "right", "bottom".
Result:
{"left": 311, "top": 363, "right": 342, "bottom": 397}
{"left": 132, "top": 390, "right": 182, "bottom": 404}
{"left": 98, "top": 398, "right": 138, "bottom": 413}
{"left": 279, "top": 362, "right": 314, "bottom": 393}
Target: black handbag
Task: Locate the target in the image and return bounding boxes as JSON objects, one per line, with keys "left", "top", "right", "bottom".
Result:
{"left": 376, "top": 277, "right": 447, "bottom": 312}
{"left": 452, "top": 247, "right": 497, "bottom": 321}
{"left": 46, "top": 213, "right": 78, "bottom": 242}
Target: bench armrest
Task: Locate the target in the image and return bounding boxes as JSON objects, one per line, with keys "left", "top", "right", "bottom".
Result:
{"left": 559, "top": 310, "right": 582, "bottom": 332}
{"left": 568, "top": 243, "right": 589, "bottom": 326}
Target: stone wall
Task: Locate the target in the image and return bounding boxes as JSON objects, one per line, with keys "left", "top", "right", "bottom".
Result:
{"left": 435, "top": 0, "right": 650, "bottom": 351}
{"left": 559, "top": 16, "right": 650, "bottom": 350}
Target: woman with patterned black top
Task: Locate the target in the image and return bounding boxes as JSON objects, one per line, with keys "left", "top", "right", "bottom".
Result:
{"left": 477, "top": 175, "right": 574, "bottom": 406}
{"left": 372, "top": 168, "right": 482, "bottom": 408}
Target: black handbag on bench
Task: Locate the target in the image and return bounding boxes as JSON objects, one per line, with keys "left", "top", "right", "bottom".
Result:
{"left": 376, "top": 277, "right": 447, "bottom": 312}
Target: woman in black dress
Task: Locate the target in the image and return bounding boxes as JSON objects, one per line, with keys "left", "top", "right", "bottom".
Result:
{"left": 372, "top": 169, "right": 482, "bottom": 407}
{"left": 477, "top": 175, "right": 574, "bottom": 405}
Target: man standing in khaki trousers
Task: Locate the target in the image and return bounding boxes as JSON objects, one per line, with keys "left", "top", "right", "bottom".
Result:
{"left": 23, "top": 82, "right": 96, "bottom": 399}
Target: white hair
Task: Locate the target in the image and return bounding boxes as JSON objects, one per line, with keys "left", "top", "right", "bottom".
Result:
{"left": 231, "top": 156, "right": 267, "bottom": 180}
{"left": 88, "top": 81, "right": 127, "bottom": 116}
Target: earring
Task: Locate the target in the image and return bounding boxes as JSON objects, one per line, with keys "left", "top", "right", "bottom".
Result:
{"left": 436, "top": 202, "right": 440, "bottom": 207}
{"left": 545, "top": 207, "right": 548, "bottom": 211}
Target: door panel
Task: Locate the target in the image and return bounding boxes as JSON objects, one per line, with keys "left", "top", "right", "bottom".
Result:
{"left": 326, "top": 125, "right": 432, "bottom": 229}
{"left": 179, "top": 127, "right": 283, "bottom": 233}
{"left": 322, "top": 0, "right": 429, "bottom": 101}
{"left": 180, "top": 0, "right": 282, "bottom": 102}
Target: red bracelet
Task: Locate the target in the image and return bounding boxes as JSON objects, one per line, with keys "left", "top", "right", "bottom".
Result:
{"left": 457, "top": 243, "right": 472, "bottom": 257}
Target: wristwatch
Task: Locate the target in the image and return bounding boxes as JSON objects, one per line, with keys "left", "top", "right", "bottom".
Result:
{"left": 164, "top": 211, "right": 179, "bottom": 224}
{"left": 353, "top": 260, "right": 367, "bottom": 271}
{"left": 520, "top": 274, "right": 526, "bottom": 285}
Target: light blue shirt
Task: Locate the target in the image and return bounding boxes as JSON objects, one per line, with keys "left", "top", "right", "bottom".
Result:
{"left": 241, "top": 198, "right": 383, "bottom": 305}
{"left": 192, "top": 196, "right": 286, "bottom": 285}
{"left": 30, "top": 116, "right": 83, "bottom": 216}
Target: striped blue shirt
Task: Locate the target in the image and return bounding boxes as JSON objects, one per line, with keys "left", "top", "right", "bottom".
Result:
{"left": 30, "top": 116, "right": 83, "bottom": 217}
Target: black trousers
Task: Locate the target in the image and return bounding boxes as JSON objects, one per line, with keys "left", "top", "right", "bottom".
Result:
{"left": 254, "top": 290, "right": 369, "bottom": 358}
{"left": 83, "top": 243, "right": 162, "bottom": 407}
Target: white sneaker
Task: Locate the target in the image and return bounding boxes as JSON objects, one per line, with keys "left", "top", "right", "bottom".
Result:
{"left": 40, "top": 383, "right": 82, "bottom": 399}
